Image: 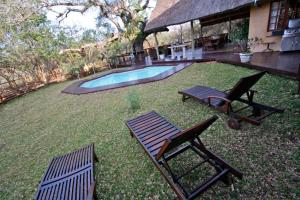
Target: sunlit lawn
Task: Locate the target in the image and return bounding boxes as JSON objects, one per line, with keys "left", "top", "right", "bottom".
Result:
{"left": 0, "top": 63, "right": 299, "bottom": 199}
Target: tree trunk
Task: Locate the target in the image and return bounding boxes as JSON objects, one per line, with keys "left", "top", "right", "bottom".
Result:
{"left": 132, "top": 32, "right": 151, "bottom": 65}
{"left": 132, "top": 33, "right": 149, "bottom": 53}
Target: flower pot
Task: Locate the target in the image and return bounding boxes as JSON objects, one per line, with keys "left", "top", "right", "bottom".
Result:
{"left": 159, "top": 54, "right": 165, "bottom": 60}
{"left": 239, "top": 53, "right": 253, "bottom": 63}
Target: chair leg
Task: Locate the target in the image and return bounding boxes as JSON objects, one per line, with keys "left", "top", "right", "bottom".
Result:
{"left": 182, "top": 95, "right": 186, "bottom": 102}
{"left": 129, "top": 130, "right": 134, "bottom": 138}
{"left": 94, "top": 153, "right": 99, "bottom": 162}
{"left": 182, "top": 95, "right": 190, "bottom": 102}
{"left": 93, "top": 187, "right": 98, "bottom": 200}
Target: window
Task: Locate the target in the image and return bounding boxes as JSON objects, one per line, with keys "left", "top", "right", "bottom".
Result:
{"left": 268, "top": 0, "right": 288, "bottom": 31}
{"left": 288, "top": 0, "right": 300, "bottom": 19}
{"left": 268, "top": 0, "right": 300, "bottom": 32}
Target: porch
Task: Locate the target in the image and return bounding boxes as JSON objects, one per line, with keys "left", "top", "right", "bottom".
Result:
{"left": 153, "top": 48, "right": 300, "bottom": 78}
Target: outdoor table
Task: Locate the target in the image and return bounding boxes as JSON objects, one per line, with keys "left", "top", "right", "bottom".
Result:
{"left": 168, "top": 44, "right": 188, "bottom": 60}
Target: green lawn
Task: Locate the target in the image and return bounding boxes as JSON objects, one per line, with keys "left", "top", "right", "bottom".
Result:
{"left": 0, "top": 63, "right": 299, "bottom": 200}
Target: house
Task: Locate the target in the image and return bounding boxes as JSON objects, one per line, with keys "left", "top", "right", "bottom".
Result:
{"left": 145, "top": 0, "right": 300, "bottom": 52}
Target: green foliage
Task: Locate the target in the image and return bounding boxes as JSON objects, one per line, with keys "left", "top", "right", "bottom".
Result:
{"left": 229, "top": 19, "right": 250, "bottom": 51}
{"left": 126, "top": 89, "right": 141, "bottom": 111}
{"left": 229, "top": 19, "right": 262, "bottom": 53}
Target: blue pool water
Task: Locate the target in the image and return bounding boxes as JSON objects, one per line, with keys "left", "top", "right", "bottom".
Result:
{"left": 81, "top": 66, "right": 175, "bottom": 88}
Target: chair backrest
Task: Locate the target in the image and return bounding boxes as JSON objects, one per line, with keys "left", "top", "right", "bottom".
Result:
{"left": 226, "top": 71, "right": 266, "bottom": 101}
{"left": 156, "top": 116, "right": 218, "bottom": 160}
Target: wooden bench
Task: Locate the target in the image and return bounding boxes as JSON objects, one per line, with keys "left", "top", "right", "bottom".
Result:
{"left": 126, "top": 111, "right": 242, "bottom": 199}
{"left": 35, "top": 144, "right": 98, "bottom": 200}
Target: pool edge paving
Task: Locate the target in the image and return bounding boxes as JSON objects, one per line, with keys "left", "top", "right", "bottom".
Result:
{"left": 61, "top": 63, "right": 193, "bottom": 95}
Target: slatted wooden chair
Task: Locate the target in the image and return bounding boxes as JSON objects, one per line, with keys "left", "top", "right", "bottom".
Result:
{"left": 126, "top": 111, "right": 242, "bottom": 200}
{"left": 35, "top": 144, "right": 99, "bottom": 200}
{"left": 179, "top": 71, "right": 284, "bottom": 129}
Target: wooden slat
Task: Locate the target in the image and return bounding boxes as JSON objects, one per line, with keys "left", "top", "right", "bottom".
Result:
{"left": 127, "top": 112, "right": 157, "bottom": 125}
{"left": 132, "top": 117, "right": 164, "bottom": 131}
{"left": 142, "top": 126, "right": 177, "bottom": 143}
{"left": 129, "top": 115, "right": 161, "bottom": 128}
{"left": 139, "top": 124, "right": 175, "bottom": 140}
{"left": 36, "top": 144, "right": 96, "bottom": 200}
{"left": 126, "top": 111, "right": 181, "bottom": 158}
{"left": 144, "top": 129, "right": 181, "bottom": 148}
{"left": 136, "top": 121, "right": 170, "bottom": 137}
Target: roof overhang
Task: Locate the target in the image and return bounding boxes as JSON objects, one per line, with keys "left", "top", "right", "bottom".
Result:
{"left": 145, "top": 0, "right": 257, "bottom": 33}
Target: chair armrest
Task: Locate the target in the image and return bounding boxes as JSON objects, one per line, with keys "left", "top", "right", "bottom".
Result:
{"left": 156, "top": 115, "right": 218, "bottom": 160}
{"left": 249, "top": 89, "right": 257, "bottom": 93}
{"left": 223, "top": 88, "right": 232, "bottom": 92}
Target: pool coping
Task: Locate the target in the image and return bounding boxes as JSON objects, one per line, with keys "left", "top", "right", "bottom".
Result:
{"left": 62, "top": 63, "right": 193, "bottom": 95}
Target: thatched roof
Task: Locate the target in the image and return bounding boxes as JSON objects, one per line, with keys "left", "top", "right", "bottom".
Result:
{"left": 145, "top": 0, "right": 256, "bottom": 33}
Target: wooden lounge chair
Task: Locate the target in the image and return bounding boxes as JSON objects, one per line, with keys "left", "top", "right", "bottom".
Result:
{"left": 125, "top": 111, "right": 243, "bottom": 199}
{"left": 35, "top": 144, "right": 99, "bottom": 200}
{"left": 178, "top": 71, "right": 284, "bottom": 129}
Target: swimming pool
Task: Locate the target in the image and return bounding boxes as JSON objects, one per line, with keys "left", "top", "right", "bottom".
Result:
{"left": 62, "top": 63, "right": 191, "bottom": 94}
{"left": 81, "top": 66, "right": 175, "bottom": 88}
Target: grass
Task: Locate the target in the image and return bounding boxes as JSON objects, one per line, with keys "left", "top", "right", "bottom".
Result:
{"left": 0, "top": 62, "right": 299, "bottom": 200}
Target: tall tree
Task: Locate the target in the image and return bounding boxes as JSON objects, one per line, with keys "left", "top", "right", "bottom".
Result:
{"left": 44, "top": 0, "right": 152, "bottom": 52}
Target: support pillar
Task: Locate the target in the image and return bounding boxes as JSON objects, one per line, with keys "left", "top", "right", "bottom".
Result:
{"left": 154, "top": 32, "right": 160, "bottom": 60}
{"left": 191, "top": 20, "right": 195, "bottom": 59}
{"left": 229, "top": 18, "right": 232, "bottom": 34}
{"left": 297, "top": 65, "right": 300, "bottom": 94}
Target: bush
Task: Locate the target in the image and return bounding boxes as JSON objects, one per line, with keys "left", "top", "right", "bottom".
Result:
{"left": 126, "top": 90, "right": 141, "bottom": 111}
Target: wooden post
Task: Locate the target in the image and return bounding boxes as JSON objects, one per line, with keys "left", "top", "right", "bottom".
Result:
{"left": 199, "top": 19, "right": 202, "bottom": 37}
{"left": 228, "top": 17, "right": 232, "bottom": 34}
{"left": 191, "top": 21, "right": 195, "bottom": 59}
{"left": 154, "top": 32, "right": 160, "bottom": 60}
{"left": 297, "top": 65, "right": 300, "bottom": 94}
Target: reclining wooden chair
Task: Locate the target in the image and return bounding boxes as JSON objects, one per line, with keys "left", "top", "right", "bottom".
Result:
{"left": 35, "top": 144, "right": 98, "bottom": 200}
{"left": 178, "top": 71, "right": 284, "bottom": 129}
{"left": 126, "top": 111, "right": 242, "bottom": 200}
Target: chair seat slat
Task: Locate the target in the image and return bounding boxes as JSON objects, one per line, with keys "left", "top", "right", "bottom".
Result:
{"left": 35, "top": 144, "right": 97, "bottom": 200}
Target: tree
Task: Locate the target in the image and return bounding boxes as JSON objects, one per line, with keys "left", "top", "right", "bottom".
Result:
{"left": 44, "top": 0, "right": 152, "bottom": 52}
{"left": 0, "top": 0, "right": 80, "bottom": 91}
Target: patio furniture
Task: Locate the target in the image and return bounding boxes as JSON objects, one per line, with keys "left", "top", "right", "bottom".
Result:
{"left": 178, "top": 71, "right": 284, "bottom": 129}
{"left": 201, "top": 36, "right": 215, "bottom": 51}
{"left": 169, "top": 44, "right": 188, "bottom": 60}
{"left": 211, "top": 36, "right": 221, "bottom": 48}
{"left": 35, "top": 144, "right": 99, "bottom": 200}
{"left": 261, "top": 41, "right": 275, "bottom": 52}
{"left": 125, "top": 111, "right": 243, "bottom": 199}
{"left": 218, "top": 33, "right": 228, "bottom": 48}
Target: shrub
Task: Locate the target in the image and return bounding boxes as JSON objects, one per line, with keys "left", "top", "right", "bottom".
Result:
{"left": 126, "top": 90, "right": 141, "bottom": 111}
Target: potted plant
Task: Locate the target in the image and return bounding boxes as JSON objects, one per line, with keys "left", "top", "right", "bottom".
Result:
{"left": 158, "top": 46, "right": 167, "bottom": 60}
{"left": 229, "top": 19, "right": 261, "bottom": 63}
{"left": 239, "top": 38, "right": 262, "bottom": 63}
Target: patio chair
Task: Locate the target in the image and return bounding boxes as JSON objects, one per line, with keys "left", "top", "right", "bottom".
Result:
{"left": 35, "top": 144, "right": 99, "bottom": 200}
{"left": 125, "top": 111, "right": 243, "bottom": 200}
{"left": 201, "top": 36, "right": 215, "bottom": 51}
{"left": 178, "top": 71, "right": 284, "bottom": 129}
